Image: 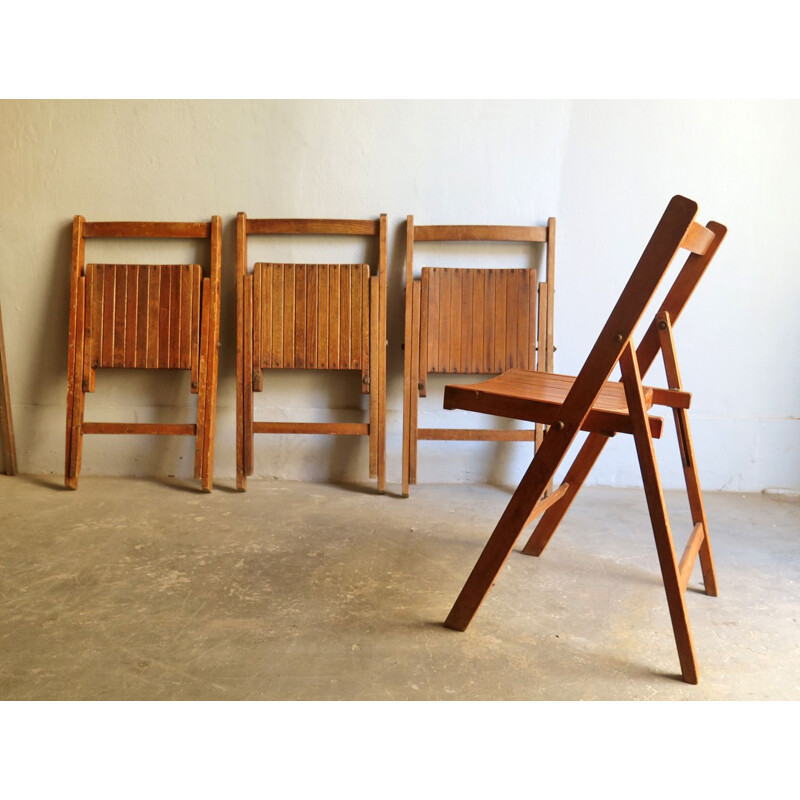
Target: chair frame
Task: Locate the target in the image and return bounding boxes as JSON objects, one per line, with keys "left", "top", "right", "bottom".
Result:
{"left": 402, "top": 217, "right": 556, "bottom": 496}
{"left": 236, "top": 214, "right": 387, "bottom": 493}
{"left": 0, "top": 301, "right": 17, "bottom": 475}
{"left": 441, "top": 196, "right": 727, "bottom": 683}
{"left": 65, "top": 216, "right": 222, "bottom": 491}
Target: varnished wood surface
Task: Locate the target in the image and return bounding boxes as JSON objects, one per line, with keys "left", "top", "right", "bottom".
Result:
{"left": 415, "top": 224, "right": 547, "bottom": 242}
{"left": 83, "top": 221, "right": 212, "bottom": 239}
{"left": 65, "top": 216, "right": 221, "bottom": 491}
{"left": 444, "top": 369, "right": 665, "bottom": 438}
{"left": 237, "top": 214, "right": 387, "bottom": 492}
{"left": 253, "top": 263, "right": 369, "bottom": 370}
{"left": 422, "top": 268, "right": 537, "bottom": 374}
{"left": 245, "top": 218, "right": 380, "bottom": 237}
{"left": 85, "top": 264, "right": 201, "bottom": 370}
{"left": 442, "top": 195, "right": 723, "bottom": 684}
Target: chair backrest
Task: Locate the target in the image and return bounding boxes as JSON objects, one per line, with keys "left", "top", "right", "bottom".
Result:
{"left": 548, "top": 195, "right": 726, "bottom": 444}
{"left": 405, "top": 218, "right": 556, "bottom": 384}
{"left": 237, "top": 215, "right": 387, "bottom": 380}
{"left": 69, "top": 217, "right": 222, "bottom": 385}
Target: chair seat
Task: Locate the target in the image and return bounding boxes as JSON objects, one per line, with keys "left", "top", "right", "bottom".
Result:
{"left": 444, "top": 368, "right": 665, "bottom": 437}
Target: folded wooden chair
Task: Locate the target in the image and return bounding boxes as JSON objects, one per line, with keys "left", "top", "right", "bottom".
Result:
{"left": 0, "top": 301, "right": 17, "bottom": 475}
{"left": 441, "top": 196, "right": 727, "bottom": 683}
{"left": 236, "top": 215, "right": 387, "bottom": 492}
{"left": 65, "top": 217, "right": 222, "bottom": 491}
{"left": 402, "top": 217, "right": 556, "bottom": 496}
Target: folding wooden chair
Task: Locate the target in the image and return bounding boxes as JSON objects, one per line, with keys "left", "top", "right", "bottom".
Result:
{"left": 65, "top": 217, "right": 222, "bottom": 491}
{"left": 0, "top": 301, "right": 17, "bottom": 475}
{"left": 236, "top": 215, "right": 387, "bottom": 492}
{"left": 441, "top": 195, "right": 727, "bottom": 683}
{"left": 402, "top": 217, "right": 556, "bottom": 496}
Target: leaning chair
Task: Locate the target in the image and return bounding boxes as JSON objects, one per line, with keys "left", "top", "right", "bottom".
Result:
{"left": 441, "top": 195, "right": 726, "bottom": 683}
{"left": 65, "top": 217, "right": 222, "bottom": 491}
{"left": 236, "top": 214, "right": 387, "bottom": 492}
{"left": 402, "top": 217, "right": 556, "bottom": 496}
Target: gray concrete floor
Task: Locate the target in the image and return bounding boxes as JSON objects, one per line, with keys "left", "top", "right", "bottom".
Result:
{"left": 1, "top": 473, "right": 798, "bottom": 700}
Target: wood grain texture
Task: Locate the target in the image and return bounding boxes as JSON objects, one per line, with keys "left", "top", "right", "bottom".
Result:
{"left": 253, "top": 263, "right": 369, "bottom": 370}
{"left": 85, "top": 264, "right": 202, "bottom": 369}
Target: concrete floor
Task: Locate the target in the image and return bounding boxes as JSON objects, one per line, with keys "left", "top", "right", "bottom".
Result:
{"left": 1, "top": 474, "right": 798, "bottom": 700}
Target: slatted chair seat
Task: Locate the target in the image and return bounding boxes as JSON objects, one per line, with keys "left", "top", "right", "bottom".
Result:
{"left": 444, "top": 368, "right": 692, "bottom": 437}
{"left": 440, "top": 196, "right": 727, "bottom": 684}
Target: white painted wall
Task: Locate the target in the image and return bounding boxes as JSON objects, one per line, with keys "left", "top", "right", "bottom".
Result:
{"left": 1, "top": 100, "right": 797, "bottom": 491}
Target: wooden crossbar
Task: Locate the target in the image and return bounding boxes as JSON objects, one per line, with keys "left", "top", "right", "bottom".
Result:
{"left": 415, "top": 225, "right": 548, "bottom": 243}
{"left": 523, "top": 482, "right": 570, "bottom": 528}
{"left": 418, "top": 428, "right": 536, "bottom": 441}
{"left": 81, "top": 422, "right": 197, "bottom": 435}
{"left": 252, "top": 422, "right": 368, "bottom": 435}
{"left": 83, "top": 222, "right": 212, "bottom": 239}
{"left": 679, "top": 523, "right": 706, "bottom": 591}
{"left": 246, "top": 219, "right": 380, "bottom": 236}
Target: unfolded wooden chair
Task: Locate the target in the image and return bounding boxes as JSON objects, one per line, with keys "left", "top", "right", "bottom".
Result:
{"left": 402, "top": 217, "right": 556, "bottom": 496}
{"left": 0, "top": 301, "right": 17, "bottom": 475}
{"left": 65, "top": 217, "right": 222, "bottom": 491}
{"left": 236, "top": 214, "right": 387, "bottom": 492}
{"left": 441, "top": 196, "right": 727, "bottom": 683}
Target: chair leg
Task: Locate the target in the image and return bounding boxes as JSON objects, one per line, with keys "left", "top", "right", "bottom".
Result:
{"left": 65, "top": 278, "right": 87, "bottom": 490}
{"left": 674, "top": 407, "right": 718, "bottom": 596}
{"left": 522, "top": 431, "right": 610, "bottom": 556}
{"left": 444, "top": 457, "right": 557, "bottom": 631}
{"left": 621, "top": 345, "right": 698, "bottom": 683}
{"left": 194, "top": 278, "right": 210, "bottom": 485}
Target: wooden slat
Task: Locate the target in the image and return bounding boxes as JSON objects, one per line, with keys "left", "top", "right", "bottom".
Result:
{"left": 101, "top": 265, "right": 115, "bottom": 367}
{"left": 194, "top": 277, "right": 210, "bottom": 479}
{"left": 424, "top": 269, "right": 439, "bottom": 373}
{"left": 415, "top": 225, "right": 547, "bottom": 242}
{"left": 350, "top": 265, "right": 361, "bottom": 371}
{"left": 361, "top": 266, "right": 369, "bottom": 391}
{"left": 146, "top": 265, "right": 159, "bottom": 369}
{"left": 295, "top": 264, "right": 307, "bottom": 368}
{"left": 112, "top": 265, "right": 128, "bottom": 367}
{"left": 460, "top": 269, "right": 472, "bottom": 372}
{"left": 85, "top": 265, "right": 101, "bottom": 385}
{"left": 83, "top": 221, "right": 211, "bottom": 239}
{"left": 253, "top": 261, "right": 262, "bottom": 374}
{"left": 124, "top": 265, "right": 138, "bottom": 366}
{"left": 305, "top": 263, "right": 318, "bottom": 369}
{"left": 272, "top": 266, "right": 284, "bottom": 368}
{"left": 157, "top": 268, "right": 171, "bottom": 367}
{"left": 82, "top": 422, "right": 196, "bottom": 435}
{"left": 484, "top": 269, "right": 495, "bottom": 374}
{"left": 418, "top": 428, "right": 537, "bottom": 441}
{"left": 679, "top": 523, "right": 706, "bottom": 592}
{"left": 545, "top": 217, "right": 556, "bottom": 373}
{"left": 179, "top": 265, "right": 192, "bottom": 369}
{"left": 246, "top": 218, "right": 379, "bottom": 236}
{"left": 65, "top": 216, "right": 84, "bottom": 485}
{"left": 339, "top": 265, "right": 350, "bottom": 368}
{"left": 283, "top": 265, "right": 295, "bottom": 368}
{"left": 329, "top": 265, "right": 340, "bottom": 369}
{"left": 471, "top": 269, "right": 485, "bottom": 373}
{"left": 317, "top": 264, "right": 328, "bottom": 369}
{"left": 253, "top": 422, "right": 368, "bottom": 435}
{"left": 168, "top": 265, "right": 181, "bottom": 366}
{"left": 494, "top": 270, "right": 507, "bottom": 373}
{"left": 135, "top": 266, "right": 149, "bottom": 368}
{"left": 450, "top": 269, "right": 462, "bottom": 372}
{"left": 262, "top": 262, "right": 274, "bottom": 373}
{"left": 190, "top": 268, "right": 200, "bottom": 384}
{"left": 505, "top": 269, "right": 518, "bottom": 369}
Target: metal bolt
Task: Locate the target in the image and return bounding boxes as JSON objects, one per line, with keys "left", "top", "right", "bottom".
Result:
{"left": 613, "top": 332, "right": 624, "bottom": 342}
{"left": 554, "top": 421, "right": 565, "bottom": 430}
{"left": 657, "top": 320, "right": 668, "bottom": 330}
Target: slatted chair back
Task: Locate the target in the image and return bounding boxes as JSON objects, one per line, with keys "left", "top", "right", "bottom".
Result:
{"left": 65, "top": 217, "right": 222, "bottom": 491}
{"left": 236, "top": 215, "right": 387, "bottom": 492}
{"left": 402, "top": 218, "right": 556, "bottom": 496}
